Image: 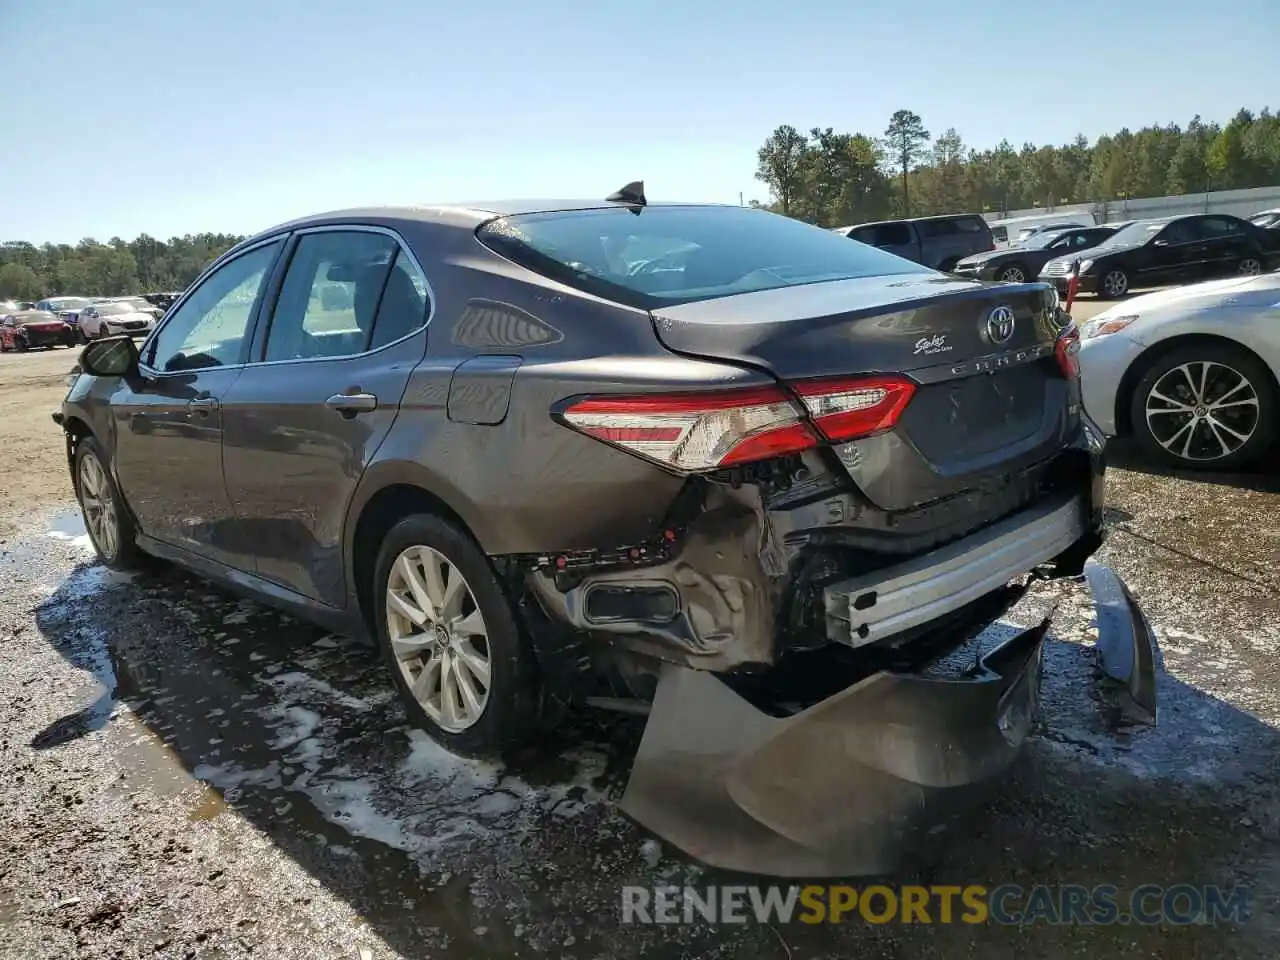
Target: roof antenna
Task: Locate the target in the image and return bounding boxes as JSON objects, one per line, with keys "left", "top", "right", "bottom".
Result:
{"left": 606, "top": 180, "right": 647, "bottom": 212}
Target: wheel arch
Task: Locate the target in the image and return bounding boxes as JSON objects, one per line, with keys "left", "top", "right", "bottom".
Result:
{"left": 1114, "top": 332, "right": 1280, "bottom": 437}
{"left": 344, "top": 465, "right": 492, "bottom": 637}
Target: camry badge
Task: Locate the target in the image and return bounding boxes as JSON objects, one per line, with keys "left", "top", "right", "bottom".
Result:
{"left": 986, "top": 305, "right": 1016, "bottom": 344}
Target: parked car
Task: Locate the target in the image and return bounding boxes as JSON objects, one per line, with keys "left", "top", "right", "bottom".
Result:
{"left": 831, "top": 213, "right": 995, "bottom": 271}
{"left": 0, "top": 300, "right": 35, "bottom": 312}
{"left": 0, "top": 309, "right": 72, "bottom": 351}
{"left": 1250, "top": 209, "right": 1280, "bottom": 231}
{"left": 986, "top": 212, "right": 1097, "bottom": 248}
{"left": 141, "top": 291, "right": 182, "bottom": 313}
{"left": 78, "top": 300, "right": 158, "bottom": 340}
{"left": 953, "top": 225, "right": 1117, "bottom": 283}
{"left": 34, "top": 296, "right": 95, "bottom": 330}
{"left": 1038, "top": 214, "right": 1280, "bottom": 299}
{"left": 58, "top": 193, "right": 1156, "bottom": 877}
{"left": 1078, "top": 271, "right": 1280, "bottom": 469}
{"left": 106, "top": 295, "right": 165, "bottom": 321}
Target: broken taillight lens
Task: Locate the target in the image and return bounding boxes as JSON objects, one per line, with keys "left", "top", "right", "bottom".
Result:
{"left": 1055, "top": 322, "right": 1081, "bottom": 379}
{"left": 557, "top": 376, "right": 916, "bottom": 473}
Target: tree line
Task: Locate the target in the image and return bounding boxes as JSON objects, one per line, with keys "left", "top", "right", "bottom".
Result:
{"left": 754, "top": 107, "right": 1280, "bottom": 227}
{"left": 0, "top": 233, "right": 244, "bottom": 302}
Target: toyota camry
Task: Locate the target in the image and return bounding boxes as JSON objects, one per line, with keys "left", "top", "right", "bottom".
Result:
{"left": 56, "top": 185, "right": 1157, "bottom": 876}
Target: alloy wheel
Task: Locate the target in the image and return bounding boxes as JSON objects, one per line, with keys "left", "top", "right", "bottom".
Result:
{"left": 1102, "top": 270, "right": 1128, "bottom": 297}
{"left": 78, "top": 453, "right": 119, "bottom": 559}
{"left": 1238, "top": 258, "right": 1262, "bottom": 276}
{"left": 998, "top": 266, "right": 1026, "bottom": 282}
{"left": 1144, "top": 361, "right": 1260, "bottom": 462}
{"left": 385, "top": 545, "right": 492, "bottom": 732}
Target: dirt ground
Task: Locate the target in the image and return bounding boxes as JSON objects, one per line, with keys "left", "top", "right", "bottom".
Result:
{"left": 3, "top": 301, "right": 1279, "bottom": 959}
{"left": 0, "top": 347, "right": 80, "bottom": 541}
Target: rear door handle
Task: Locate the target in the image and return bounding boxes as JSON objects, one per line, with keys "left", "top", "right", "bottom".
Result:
{"left": 188, "top": 397, "right": 219, "bottom": 415}
{"left": 326, "top": 392, "right": 378, "bottom": 416}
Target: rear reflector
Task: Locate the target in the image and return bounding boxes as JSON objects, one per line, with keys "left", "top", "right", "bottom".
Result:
{"left": 558, "top": 376, "right": 916, "bottom": 474}
{"left": 1055, "top": 322, "right": 1081, "bottom": 379}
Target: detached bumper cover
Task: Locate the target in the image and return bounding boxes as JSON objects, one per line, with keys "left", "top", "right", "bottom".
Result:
{"left": 620, "top": 561, "right": 1158, "bottom": 877}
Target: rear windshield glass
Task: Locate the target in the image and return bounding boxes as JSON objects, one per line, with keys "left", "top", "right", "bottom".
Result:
{"left": 477, "top": 206, "right": 932, "bottom": 309}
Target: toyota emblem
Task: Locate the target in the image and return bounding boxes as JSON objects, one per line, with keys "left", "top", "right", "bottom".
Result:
{"left": 986, "top": 305, "right": 1016, "bottom": 344}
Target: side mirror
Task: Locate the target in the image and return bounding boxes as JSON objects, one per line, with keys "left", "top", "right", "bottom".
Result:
{"left": 80, "top": 335, "right": 139, "bottom": 378}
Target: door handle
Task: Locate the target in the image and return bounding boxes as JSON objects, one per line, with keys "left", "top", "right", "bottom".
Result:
{"left": 326, "top": 392, "right": 378, "bottom": 416}
{"left": 188, "top": 397, "right": 219, "bottom": 416}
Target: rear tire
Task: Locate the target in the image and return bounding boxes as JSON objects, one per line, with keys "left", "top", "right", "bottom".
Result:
{"left": 1129, "top": 342, "right": 1277, "bottom": 470}
{"left": 1099, "top": 268, "right": 1129, "bottom": 299}
{"left": 73, "top": 437, "right": 146, "bottom": 570}
{"left": 1237, "top": 257, "right": 1263, "bottom": 277}
{"left": 372, "top": 513, "right": 541, "bottom": 758}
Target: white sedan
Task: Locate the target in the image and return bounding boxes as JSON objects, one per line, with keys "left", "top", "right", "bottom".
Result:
{"left": 1078, "top": 272, "right": 1280, "bottom": 470}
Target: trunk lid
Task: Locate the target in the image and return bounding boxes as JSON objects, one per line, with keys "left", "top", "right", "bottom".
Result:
{"left": 650, "top": 275, "right": 1074, "bottom": 511}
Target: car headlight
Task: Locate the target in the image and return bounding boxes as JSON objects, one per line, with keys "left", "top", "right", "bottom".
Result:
{"left": 1077, "top": 259, "right": 1095, "bottom": 273}
{"left": 1082, "top": 314, "right": 1137, "bottom": 339}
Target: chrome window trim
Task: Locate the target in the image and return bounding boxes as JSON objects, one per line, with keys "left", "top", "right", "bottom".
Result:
{"left": 245, "top": 223, "right": 436, "bottom": 369}
{"left": 137, "top": 234, "right": 288, "bottom": 379}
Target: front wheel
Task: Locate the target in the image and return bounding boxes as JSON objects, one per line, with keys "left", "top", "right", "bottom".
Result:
{"left": 997, "top": 264, "right": 1027, "bottom": 283}
{"left": 1099, "top": 268, "right": 1129, "bottom": 299}
{"left": 14, "top": 335, "right": 28, "bottom": 352}
{"left": 74, "top": 437, "right": 145, "bottom": 569}
{"left": 1129, "top": 343, "right": 1277, "bottom": 470}
{"left": 373, "top": 514, "right": 541, "bottom": 758}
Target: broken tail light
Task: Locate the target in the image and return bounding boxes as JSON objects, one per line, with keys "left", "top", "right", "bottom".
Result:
{"left": 557, "top": 376, "right": 916, "bottom": 474}
{"left": 1055, "top": 322, "right": 1081, "bottom": 379}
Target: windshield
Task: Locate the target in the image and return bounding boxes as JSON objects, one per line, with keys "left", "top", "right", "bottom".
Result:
{"left": 1251, "top": 212, "right": 1280, "bottom": 228}
{"left": 1015, "top": 230, "right": 1070, "bottom": 250}
{"left": 478, "top": 206, "right": 932, "bottom": 309}
{"left": 46, "top": 297, "right": 91, "bottom": 311}
{"left": 1096, "top": 221, "right": 1168, "bottom": 248}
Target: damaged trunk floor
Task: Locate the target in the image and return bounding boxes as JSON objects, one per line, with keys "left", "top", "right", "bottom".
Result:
{"left": 2, "top": 486, "right": 1280, "bottom": 959}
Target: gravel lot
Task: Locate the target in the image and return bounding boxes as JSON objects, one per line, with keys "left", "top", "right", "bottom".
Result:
{"left": 1, "top": 307, "right": 1278, "bottom": 958}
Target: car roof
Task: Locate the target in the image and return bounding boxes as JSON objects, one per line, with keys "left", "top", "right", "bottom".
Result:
{"left": 851, "top": 213, "right": 984, "bottom": 227}
{"left": 257, "top": 199, "right": 730, "bottom": 234}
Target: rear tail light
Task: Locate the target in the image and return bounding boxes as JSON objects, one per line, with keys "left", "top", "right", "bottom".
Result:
{"left": 1055, "top": 322, "right": 1081, "bottom": 379}
{"left": 557, "top": 376, "right": 916, "bottom": 474}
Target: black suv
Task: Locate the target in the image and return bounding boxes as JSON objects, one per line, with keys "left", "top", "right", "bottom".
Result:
{"left": 832, "top": 214, "right": 995, "bottom": 271}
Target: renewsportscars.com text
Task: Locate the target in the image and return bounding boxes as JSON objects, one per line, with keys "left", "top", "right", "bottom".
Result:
{"left": 621, "top": 884, "right": 1250, "bottom": 926}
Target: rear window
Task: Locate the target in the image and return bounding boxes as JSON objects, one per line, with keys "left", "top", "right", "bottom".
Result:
{"left": 918, "top": 216, "right": 990, "bottom": 239}
{"left": 478, "top": 206, "right": 932, "bottom": 309}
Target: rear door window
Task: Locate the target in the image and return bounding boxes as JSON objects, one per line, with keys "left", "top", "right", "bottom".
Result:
{"left": 263, "top": 231, "right": 397, "bottom": 362}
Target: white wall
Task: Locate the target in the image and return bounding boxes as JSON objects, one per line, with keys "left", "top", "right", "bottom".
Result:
{"left": 986, "top": 185, "right": 1280, "bottom": 226}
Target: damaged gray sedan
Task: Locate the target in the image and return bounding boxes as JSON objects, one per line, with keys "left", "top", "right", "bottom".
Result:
{"left": 57, "top": 184, "right": 1158, "bottom": 877}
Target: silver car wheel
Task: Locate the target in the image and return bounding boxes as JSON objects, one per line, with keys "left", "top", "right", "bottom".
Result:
{"left": 1145, "top": 361, "right": 1260, "bottom": 462}
{"left": 385, "top": 545, "right": 492, "bottom": 732}
{"left": 1102, "top": 269, "right": 1128, "bottom": 297}
{"left": 998, "top": 265, "right": 1026, "bottom": 282}
{"left": 78, "top": 452, "right": 119, "bottom": 560}
{"left": 1238, "top": 258, "right": 1262, "bottom": 276}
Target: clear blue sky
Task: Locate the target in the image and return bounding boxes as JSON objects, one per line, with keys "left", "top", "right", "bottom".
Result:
{"left": 3, "top": 0, "right": 1276, "bottom": 244}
